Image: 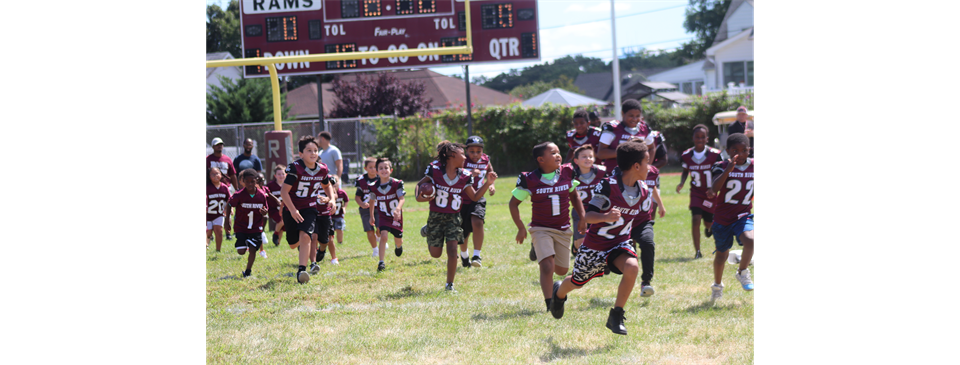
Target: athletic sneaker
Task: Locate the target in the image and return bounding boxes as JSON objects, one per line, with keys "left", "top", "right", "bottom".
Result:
{"left": 471, "top": 255, "right": 482, "bottom": 268}
{"left": 310, "top": 263, "right": 321, "bottom": 275}
{"left": 377, "top": 261, "right": 386, "bottom": 272}
{"left": 461, "top": 256, "right": 471, "bottom": 268}
{"left": 694, "top": 250, "right": 702, "bottom": 259}
{"left": 529, "top": 244, "right": 537, "bottom": 261}
{"left": 711, "top": 283, "right": 724, "bottom": 301}
{"left": 420, "top": 225, "right": 428, "bottom": 237}
{"left": 549, "top": 281, "right": 565, "bottom": 319}
{"left": 259, "top": 250, "right": 268, "bottom": 258}
{"left": 372, "top": 248, "right": 379, "bottom": 258}
{"left": 330, "top": 258, "right": 340, "bottom": 265}
{"left": 225, "top": 233, "right": 233, "bottom": 240}
{"left": 242, "top": 269, "right": 252, "bottom": 278}
{"left": 445, "top": 283, "right": 456, "bottom": 292}
{"left": 571, "top": 245, "right": 579, "bottom": 259}
{"left": 316, "top": 250, "right": 326, "bottom": 261}
{"left": 605, "top": 307, "right": 627, "bottom": 335}
{"left": 640, "top": 282, "right": 655, "bottom": 297}
{"left": 395, "top": 246, "right": 403, "bottom": 257}
{"left": 272, "top": 232, "right": 280, "bottom": 246}
{"left": 735, "top": 268, "right": 754, "bottom": 291}
{"left": 297, "top": 270, "right": 310, "bottom": 284}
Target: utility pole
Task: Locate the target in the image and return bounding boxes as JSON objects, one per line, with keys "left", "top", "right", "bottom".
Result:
{"left": 465, "top": 65, "right": 473, "bottom": 136}
{"left": 317, "top": 75, "right": 325, "bottom": 132}
{"left": 610, "top": 0, "right": 622, "bottom": 121}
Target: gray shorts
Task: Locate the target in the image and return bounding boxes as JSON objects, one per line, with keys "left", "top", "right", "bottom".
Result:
{"left": 332, "top": 217, "right": 346, "bottom": 231}
{"left": 359, "top": 207, "right": 380, "bottom": 232}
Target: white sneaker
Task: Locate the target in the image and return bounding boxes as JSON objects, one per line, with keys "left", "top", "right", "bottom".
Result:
{"left": 331, "top": 258, "right": 340, "bottom": 265}
{"left": 735, "top": 268, "right": 755, "bottom": 291}
{"left": 711, "top": 283, "right": 724, "bottom": 301}
{"left": 259, "top": 250, "right": 268, "bottom": 258}
{"left": 372, "top": 248, "right": 379, "bottom": 258}
{"left": 309, "top": 263, "right": 320, "bottom": 275}
{"left": 640, "top": 284, "right": 655, "bottom": 297}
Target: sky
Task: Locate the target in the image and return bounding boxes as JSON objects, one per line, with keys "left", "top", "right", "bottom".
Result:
{"left": 205, "top": 0, "right": 692, "bottom": 81}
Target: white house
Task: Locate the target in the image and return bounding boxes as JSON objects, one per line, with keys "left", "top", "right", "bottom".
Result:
{"left": 647, "top": 0, "right": 753, "bottom": 95}
{"left": 206, "top": 52, "right": 242, "bottom": 93}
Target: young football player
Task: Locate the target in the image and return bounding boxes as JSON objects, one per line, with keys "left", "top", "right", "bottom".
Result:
{"left": 206, "top": 167, "right": 230, "bottom": 252}
{"left": 266, "top": 165, "right": 286, "bottom": 246}
{"left": 367, "top": 158, "right": 405, "bottom": 272}
{"left": 570, "top": 145, "right": 607, "bottom": 257}
{"left": 676, "top": 124, "right": 723, "bottom": 259}
{"left": 709, "top": 133, "right": 754, "bottom": 300}
{"left": 355, "top": 157, "right": 382, "bottom": 258}
{"left": 416, "top": 141, "right": 497, "bottom": 291}
{"left": 510, "top": 142, "right": 586, "bottom": 312}
{"left": 225, "top": 169, "right": 272, "bottom": 277}
{"left": 254, "top": 172, "right": 280, "bottom": 258}
{"left": 459, "top": 136, "right": 496, "bottom": 268}
{"left": 309, "top": 167, "right": 338, "bottom": 275}
{"left": 626, "top": 137, "right": 667, "bottom": 298}
{"left": 328, "top": 176, "right": 348, "bottom": 265}
{"left": 280, "top": 135, "right": 336, "bottom": 284}
{"left": 549, "top": 141, "right": 650, "bottom": 336}
{"left": 596, "top": 99, "right": 652, "bottom": 174}
{"left": 565, "top": 109, "right": 602, "bottom": 163}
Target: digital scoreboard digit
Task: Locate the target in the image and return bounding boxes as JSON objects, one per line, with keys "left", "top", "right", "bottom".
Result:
{"left": 239, "top": 0, "right": 541, "bottom": 77}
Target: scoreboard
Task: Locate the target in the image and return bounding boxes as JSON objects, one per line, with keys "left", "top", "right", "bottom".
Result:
{"left": 239, "top": 0, "right": 540, "bottom": 77}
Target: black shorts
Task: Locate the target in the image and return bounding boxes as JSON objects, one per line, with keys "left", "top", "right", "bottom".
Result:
{"left": 235, "top": 232, "right": 263, "bottom": 251}
{"left": 378, "top": 226, "right": 403, "bottom": 238}
{"left": 282, "top": 207, "right": 318, "bottom": 245}
{"left": 460, "top": 198, "right": 486, "bottom": 234}
{"left": 690, "top": 207, "right": 715, "bottom": 222}
{"left": 314, "top": 214, "right": 332, "bottom": 244}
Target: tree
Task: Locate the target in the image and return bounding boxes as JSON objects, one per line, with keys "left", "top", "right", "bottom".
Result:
{"left": 672, "top": 0, "right": 732, "bottom": 63}
{"left": 207, "top": 0, "right": 242, "bottom": 58}
{"left": 329, "top": 72, "right": 432, "bottom": 118}
{"left": 618, "top": 49, "right": 684, "bottom": 71}
{"left": 207, "top": 76, "right": 290, "bottom": 125}
{"left": 508, "top": 75, "right": 582, "bottom": 99}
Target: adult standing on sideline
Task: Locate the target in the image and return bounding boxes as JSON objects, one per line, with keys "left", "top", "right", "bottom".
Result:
{"left": 728, "top": 106, "right": 753, "bottom": 157}
{"left": 318, "top": 131, "right": 343, "bottom": 179}
{"left": 233, "top": 138, "right": 263, "bottom": 173}
{"left": 207, "top": 137, "right": 238, "bottom": 190}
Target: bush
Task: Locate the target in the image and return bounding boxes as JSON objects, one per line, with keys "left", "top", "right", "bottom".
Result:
{"left": 642, "top": 91, "right": 754, "bottom": 158}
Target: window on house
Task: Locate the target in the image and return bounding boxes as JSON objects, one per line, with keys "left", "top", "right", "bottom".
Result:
{"left": 694, "top": 81, "right": 704, "bottom": 95}
{"left": 681, "top": 82, "right": 692, "bottom": 94}
{"left": 747, "top": 61, "right": 754, "bottom": 86}
{"left": 723, "top": 62, "right": 745, "bottom": 87}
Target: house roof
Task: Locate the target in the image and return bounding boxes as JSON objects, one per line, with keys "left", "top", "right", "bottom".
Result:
{"left": 655, "top": 91, "right": 692, "bottom": 103}
{"left": 706, "top": 27, "right": 753, "bottom": 56}
{"left": 206, "top": 52, "right": 237, "bottom": 80}
{"left": 702, "top": 58, "right": 715, "bottom": 70}
{"left": 521, "top": 88, "right": 608, "bottom": 107}
{"left": 647, "top": 60, "right": 707, "bottom": 82}
{"left": 285, "top": 69, "right": 516, "bottom": 118}
{"left": 714, "top": 0, "right": 754, "bottom": 45}
{"left": 639, "top": 81, "right": 678, "bottom": 90}
{"left": 573, "top": 68, "right": 674, "bottom": 102}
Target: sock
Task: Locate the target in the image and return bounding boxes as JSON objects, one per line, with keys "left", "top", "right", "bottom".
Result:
{"left": 473, "top": 249, "right": 481, "bottom": 257}
{"left": 460, "top": 251, "right": 469, "bottom": 259}
{"left": 379, "top": 260, "right": 384, "bottom": 264}
{"left": 298, "top": 265, "right": 306, "bottom": 272}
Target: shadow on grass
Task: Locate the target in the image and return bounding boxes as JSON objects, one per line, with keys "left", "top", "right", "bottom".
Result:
{"left": 258, "top": 279, "right": 280, "bottom": 291}
{"left": 380, "top": 286, "right": 425, "bottom": 300}
{"left": 658, "top": 256, "right": 698, "bottom": 264}
{"left": 678, "top": 301, "right": 739, "bottom": 314}
{"left": 403, "top": 259, "right": 433, "bottom": 267}
{"left": 217, "top": 274, "right": 240, "bottom": 281}
{"left": 580, "top": 297, "right": 615, "bottom": 311}
{"left": 540, "top": 336, "right": 611, "bottom": 362}
{"left": 471, "top": 308, "right": 540, "bottom": 321}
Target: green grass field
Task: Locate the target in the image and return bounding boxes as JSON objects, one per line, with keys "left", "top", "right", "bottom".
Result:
{"left": 206, "top": 174, "right": 754, "bottom": 364}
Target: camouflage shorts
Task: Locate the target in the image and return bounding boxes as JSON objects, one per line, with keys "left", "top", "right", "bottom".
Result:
{"left": 426, "top": 211, "right": 463, "bottom": 248}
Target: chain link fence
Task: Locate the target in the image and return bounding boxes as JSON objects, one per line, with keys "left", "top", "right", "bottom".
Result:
{"left": 206, "top": 116, "right": 392, "bottom": 181}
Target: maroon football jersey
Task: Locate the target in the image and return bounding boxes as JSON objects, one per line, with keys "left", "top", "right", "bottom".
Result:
{"left": 283, "top": 159, "right": 330, "bottom": 211}
{"left": 515, "top": 164, "right": 577, "bottom": 230}
{"left": 582, "top": 172, "right": 650, "bottom": 251}
{"left": 206, "top": 183, "right": 230, "bottom": 222}
{"left": 370, "top": 177, "right": 405, "bottom": 230}
{"left": 635, "top": 166, "right": 660, "bottom": 222}
{"left": 572, "top": 164, "right": 607, "bottom": 207}
{"left": 333, "top": 189, "right": 348, "bottom": 218}
{"left": 462, "top": 153, "right": 491, "bottom": 202}
{"left": 599, "top": 121, "right": 652, "bottom": 172}
{"left": 206, "top": 154, "right": 236, "bottom": 187}
{"left": 354, "top": 174, "right": 379, "bottom": 204}
{"left": 711, "top": 158, "right": 755, "bottom": 226}
{"left": 266, "top": 181, "right": 282, "bottom": 201}
{"left": 423, "top": 164, "right": 474, "bottom": 214}
{"left": 228, "top": 189, "right": 269, "bottom": 234}
{"left": 680, "top": 147, "right": 724, "bottom": 212}
{"left": 566, "top": 126, "right": 603, "bottom": 151}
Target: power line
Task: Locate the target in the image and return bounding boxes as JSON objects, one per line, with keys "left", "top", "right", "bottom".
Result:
{"left": 539, "top": 4, "right": 688, "bottom": 30}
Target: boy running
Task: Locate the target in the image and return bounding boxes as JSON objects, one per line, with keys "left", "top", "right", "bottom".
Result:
{"left": 280, "top": 136, "right": 335, "bottom": 284}
{"left": 266, "top": 165, "right": 286, "bottom": 246}
{"left": 459, "top": 136, "right": 496, "bottom": 268}
{"left": 570, "top": 145, "right": 606, "bottom": 257}
{"left": 368, "top": 158, "right": 406, "bottom": 272}
{"left": 596, "top": 100, "right": 652, "bottom": 174}
{"left": 309, "top": 170, "right": 338, "bottom": 275}
{"left": 328, "top": 176, "right": 348, "bottom": 265}
{"left": 206, "top": 167, "right": 230, "bottom": 251}
{"left": 355, "top": 157, "right": 383, "bottom": 258}
{"left": 565, "top": 109, "right": 602, "bottom": 163}
{"left": 627, "top": 135, "right": 666, "bottom": 297}
{"left": 709, "top": 133, "right": 755, "bottom": 300}
{"left": 225, "top": 169, "right": 272, "bottom": 277}
{"left": 550, "top": 141, "right": 650, "bottom": 335}
{"left": 676, "top": 124, "right": 723, "bottom": 259}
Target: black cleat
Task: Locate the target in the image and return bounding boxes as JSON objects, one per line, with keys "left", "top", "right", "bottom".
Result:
{"left": 694, "top": 250, "right": 703, "bottom": 259}
{"left": 571, "top": 244, "right": 579, "bottom": 259}
{"left": 605, "top": 307, "right": 627, "bottom": 335}
{"left": 225, "top": 233, "right": 233, "bottom": 240}
{"left": 471, "top": 255, "right": 482, "bottom": 268}
{"left": 272, "top": 232, "right": 280, "bottom": 246}
{"left": 297, "top": 270, "right": 310, "bottom": 284}
{"left": 395, "top": 246, "right": 403, "bottom": 257}
{"left": 316, "top": 250, "right": 326, "bottom": 261}
{"left": 461, "top": 256, "right": 471, "bottom": 268}
{"left": 445, "top": 283, "right": 455, "bottom": 292}
{"left": 242, "top": 269, "right": 252, "bottom": 278}
{"left": 549, "top": 281, "right": 566, "bottom": 319}
{"left": 529, "top": 244, "right": 537, "bottom": 261}
{"left": 377, "top": 262, "right": 386, "bottom": 272}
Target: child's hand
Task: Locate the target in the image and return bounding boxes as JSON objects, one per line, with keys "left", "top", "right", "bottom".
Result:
{"left": 727, "top": 153, "right": 740, "bottom": 166}
{"left": 489, "top": 184, "right": 496, "bottom": 196}
{"left": 706, "top": 190, "right": 716, "bottom": 199}
{"left": 606, "top": 208, "right": 622, "bottom": 222}
{"left": 392, "top": 208, "right": 401, "bottom": 218}
{"left": 292, "top": 210, "right": 304, "bottom": 223}
{"left": 317, "top": 196, "right": 330, "bottom": 204}
{"left": 260, "top": 206, "right": 269, "bottom": 216}
{"left": 359, "top": 201, "right": 369, "bottom": 209}
{"left": 515, "top": 228, "right": 527, "bottom": 244}
{"left": 577, "top": 219, "right": 587, "bottom": 235}
{"left": 486, "top": 171, "right": 498, "bottom": 183}
{"left": 658, "top": 205, "right": 666, "bottom": 218}
{"left": 675, "top": 183, "right": 683, "bottom": 193}
{"left": 369, "top": 217, "right": 376, "bottom": 227}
